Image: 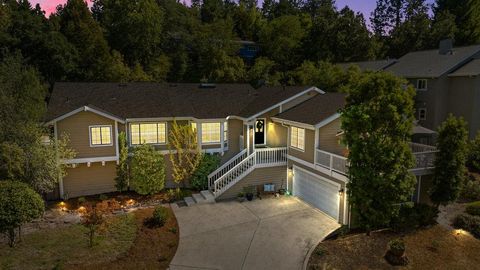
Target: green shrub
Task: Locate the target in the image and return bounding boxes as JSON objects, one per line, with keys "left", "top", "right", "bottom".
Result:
{"left": 130, "top": 144, "right": 166, "bottom": 195}
{"left": 460, "top": 175, "right": 480, "bottom": 202}
{"left": 466, "top": 201, "right": 480, "bottom": 216}
{"left": 150, "top": 206, "right": 168, "bottom": 227}
{"left": 388, "top": 238, "right": 405, "bottom": 253}
{"left": 77, "top": 197, "right": 86, "bottom": 204}
{"left": 391, "top": 203, "right": 438, "bottom": 232}
{"left": 415, "top": 204, "right": 439, "bottom": 226}
{"left": 99, "top": 194, "right": 108, "bottom": 201}
{"left": 190, "top": 154, "right": 221, "bottom": 190}
{"left": 467, "top": 132, "right": 480, "bottom": 172}
{"left": 453, "top": 213, "right": 480, "bottom": 238}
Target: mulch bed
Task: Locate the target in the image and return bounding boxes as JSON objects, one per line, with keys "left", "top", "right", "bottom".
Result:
{"left": 70, "top": 207, "right": 179, "bottom": 270}
{"left": 308, "top": 225, "right": 480, "bottom": 270}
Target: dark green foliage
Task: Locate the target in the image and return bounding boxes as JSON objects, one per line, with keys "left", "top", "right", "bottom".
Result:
{"left": 115, "top": 132, "right": 129, "bottom": 192}
{"left": 150, "top": 206, "right": 168, "bottom": 227}
{"left": 391, "top": 203, "right": 439, "bottom": 232}
{"left": 467, "top": 132, "right": 480, "bottom": 172}
{"left": 341, "top": 72, "right": 416, "bottom": 233}
{"left": 190, "top": 154, "right": 221, "bottom": 190}
{"left": 435, "top": 0, "right": 480, "bottom": 46}
{"left": 430, "top": 115, "right": 468, "bottom": 206}
{"left": 388, "top": 238, "right": 405, "bottom": 253}
{"left": 130, "top": 144, "right": 166, "bottom": 195}
{"left": 453, "top": 213, "right": 480, "bottom": 238}
{"left": 0, "top": 181, "right": 45, "bottom": 247}
{"left": 466, "top": 201, "right": 480, "bottom": 216}
{"left": 460, "top": 174, "right": 480, "bottom": 202}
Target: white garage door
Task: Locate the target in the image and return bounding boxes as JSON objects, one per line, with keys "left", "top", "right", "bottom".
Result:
{"left": 293, "top": 166, "right": 340, "bottom": 220}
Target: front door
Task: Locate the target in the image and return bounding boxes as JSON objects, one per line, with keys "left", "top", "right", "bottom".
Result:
{"left": 254, "top": 119, "right": 265, "bottom": 145}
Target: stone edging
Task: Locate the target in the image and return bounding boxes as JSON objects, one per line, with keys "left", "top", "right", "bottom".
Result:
{"left": 302, "top": 227, "right": 339, "bottom": 270}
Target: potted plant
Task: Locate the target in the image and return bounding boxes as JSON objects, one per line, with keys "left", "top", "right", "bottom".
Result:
{"left": 237, "top": 192, "right": 245, "bottom": 202}
{"left": 243, "top": 186, "right": 254, "bottom": 201}
{"left": 388, "top": 238, "right": 405, "bottom": 257}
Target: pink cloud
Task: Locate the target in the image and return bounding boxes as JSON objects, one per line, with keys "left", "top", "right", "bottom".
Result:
{"left": 29, "top": 0, "right": 92, "bottom": 16}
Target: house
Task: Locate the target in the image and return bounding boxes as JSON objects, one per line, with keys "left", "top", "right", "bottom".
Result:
{"left": 237, "top": 40, "right": 259, "bottom": 64}
{"left": 340, "top": 40, "right": 480, "bottom": 140}
{"left": 45, "top": 82, "right": 437, "bottom": 225}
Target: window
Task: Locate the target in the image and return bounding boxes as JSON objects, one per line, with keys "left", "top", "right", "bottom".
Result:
{"left": 130, "top": 122, "right": 166, "bottom": 145}
{"left": 290, "top": 126, "right": 305, "bottom": 150}
{"left": 418, "top": 108, "right": 427, "bottom": 120}
{"left": 224, "top": 122, "right": 228, "bottom": 143}
{"left": 416, "top": 79, "right": 427, "bottom": 91}
{"left": 201, "top": 123, "right": 221, "bottom": 144}
{"left": 90, "top": 125, "right": 112, "bottom": 146}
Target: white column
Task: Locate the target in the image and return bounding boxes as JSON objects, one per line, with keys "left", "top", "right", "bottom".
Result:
{"left": 252, "top": 121, "right": 256, "bottom": 152}
{"left": 115, "top": 121, "right": 119, "bottom": 165}
{"left": 55, "top": 122, "right": 64, "bottom": 199}
{"left": 220, "top": 122, "right": 224, "bottom": 155}
{"left": 314, "top": 128, "right": 319, "bottom": 164}
{"left": 246, "top": 124, "right": 250, "bottom": 155}
{"left": 197, "top": 122, "right": 202, "bottom": 152}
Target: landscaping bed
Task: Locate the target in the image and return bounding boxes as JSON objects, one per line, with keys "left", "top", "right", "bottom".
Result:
{"left": 308, "top": 225, "right": 480, "bottom": 270}
{"left": 0, "top": 207, "right": 179, "bottom": 270}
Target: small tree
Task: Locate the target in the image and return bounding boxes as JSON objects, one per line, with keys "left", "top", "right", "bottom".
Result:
{"left": 168, "top": 120, "right": 202, "bottom": 187}
{"left": 467, "top": 131, "right": 480, "bottom": 172}
{"left": 130, "top": 144, "right": 165, "bottom": 195}
{"left": 341, "top": 72, "right": 416, "bottom": 234}
{"left": 430, "top": 115, "right": 468, "bottom": 206}
{"left": 81, "top": 205, "right": 104, "bottom": 247}
{"left": 190, "top": 154, "right": 221, "bottom": 190}
{"left": 115, "top": 132, "right": 129, "bottom": 191}
{"left": 0, "top": 181, "right": 44, "bottom": 247}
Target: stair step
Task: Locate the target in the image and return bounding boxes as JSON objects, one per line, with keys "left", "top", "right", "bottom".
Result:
{"left": 192, "top": 193, "right": 208, "bottom": 204}
{"left": 200, "top": 190, "right": 216, "bottom": 202}
{"left": 184, "top": 197, "right": 196, "bottom": 206}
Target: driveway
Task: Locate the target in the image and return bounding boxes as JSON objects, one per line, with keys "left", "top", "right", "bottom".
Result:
{"left": 169, "top": 196, "right": 340, "bottom": 270}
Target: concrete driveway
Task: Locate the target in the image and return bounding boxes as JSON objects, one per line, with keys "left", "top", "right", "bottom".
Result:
{"left": 169, "top": 196, "right": 340, "bottom": 270}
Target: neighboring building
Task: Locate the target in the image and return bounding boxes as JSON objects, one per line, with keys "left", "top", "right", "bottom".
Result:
{"left": 45, "top": 82, "right": 437, "bottom": 225}
{"left": 340, "top": 40, "right": 480, "bottom": 139}
{"left": 337, "top": 59, "right": 397, "bottom": 72}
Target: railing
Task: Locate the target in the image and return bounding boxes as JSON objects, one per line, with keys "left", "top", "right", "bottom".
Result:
{"left": 409, "top": 142, "right": 436, "bottom": 153}
{"left": 212, "top": 147, "right": 287, "bottom": 197}
{"left": 315, "top": 149, "right": 348, "bottom": 175}
{"left": 208, "top": 149, "right": 248, "bottom": 189}
{"left": 413, "top": 151, "right": 437, "bottom": 169}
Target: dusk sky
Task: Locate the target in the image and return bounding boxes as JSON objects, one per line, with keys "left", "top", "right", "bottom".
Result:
{"left": 30, "top": 0, "right": 435, "bottom": 22}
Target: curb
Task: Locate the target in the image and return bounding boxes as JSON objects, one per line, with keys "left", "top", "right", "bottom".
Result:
{"left": 302, "top": 227, "right": 339, "bottom": 270}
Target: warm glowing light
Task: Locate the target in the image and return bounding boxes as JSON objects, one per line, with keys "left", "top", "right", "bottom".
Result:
{"left": 59, "top": 201, "right": 66, "bottom": 206}
{"left": 78, "top": 206, "right": 86, "bottom": 212}
{"left": 126, "top": 199, "right": 135, "bottom": 205}
{"left": 454, "top": 229, "right": 468, "bottom": 236}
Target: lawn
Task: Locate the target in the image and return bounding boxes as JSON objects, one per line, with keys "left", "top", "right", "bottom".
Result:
{"left": 0, "top": 206, "right": 179, "bottom": 270}
{"left": 308, "top": 225, "right": 480, "bottom": 270}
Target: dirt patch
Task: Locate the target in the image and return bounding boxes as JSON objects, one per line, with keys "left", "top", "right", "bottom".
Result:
{"left": 70, "top": 207, "right": 179, "bottom": 270}
{"left": 437, "top": 203, "right": 467, "bottom": 230}
{"left": 308, "top": 225, "right": 480, "bottom": 270}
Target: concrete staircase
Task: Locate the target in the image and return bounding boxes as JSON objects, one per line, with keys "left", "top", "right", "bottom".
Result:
{"left": 182, "top": 190, "right": 216, "bottom": 207}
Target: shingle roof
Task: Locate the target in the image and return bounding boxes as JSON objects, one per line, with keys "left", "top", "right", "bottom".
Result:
{"left": 449, "top": 58, "right": 480, "bottom": 77}
{"left": 274, "top": 92, "right": 346, "bottom": 126}
{"left": 337, "top": 60, "right": 397, "bottom": 72}
{"left": 45, "top": 83, "right": 314, "bottom": 122}
{"left": 385, "top": 45, "right": 480, "bottom": 78}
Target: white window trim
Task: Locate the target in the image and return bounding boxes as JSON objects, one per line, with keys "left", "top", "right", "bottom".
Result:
{"left": 416, "top": 79, "right": 427, "bottom": 91}
{"left": 129, "top": 122, "right": 168, "bottom": 146}
{"left": 418, "top": 108, "right": 427, "bottom": 120}
{"left": 290, "top": 126, "right": 305, "bottom": 152}
{"left": 89, "top": 125, "right": 113, "bottom": 147}
{"left": 201, "top": 122, "right": 222, "bottom": 145}
{"left": 255, "top": 118, "right": 267, "bottom": 146}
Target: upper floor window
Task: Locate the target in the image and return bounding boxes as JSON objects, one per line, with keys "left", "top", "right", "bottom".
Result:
{"left": 290, "top": 126, "right": 305, "bottom": 151}
{"left": 224, "top": 122, "right": 228, "bottom": 143}
{"left": 418, "top": 108, "right": 427, "bottom": 120}
{"left": 130, "top": 122, "right": 166, "bottom": 145}
{"left": 202, "top": 123, "right": 221, "bottom": 144}
{"left": 90, "top": 125, "right": 112, "bottom": 146}
{"left": 416, "top": 79, "right": 427, "bottom": 91}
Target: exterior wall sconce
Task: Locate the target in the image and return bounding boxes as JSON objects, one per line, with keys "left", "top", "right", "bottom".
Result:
{"left": 339, "top": 188, "right": 345, "bottom": 195}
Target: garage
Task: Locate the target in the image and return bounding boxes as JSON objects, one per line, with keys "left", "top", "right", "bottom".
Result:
{"left": 293, "top": 165, "right": 340, "bottom": 220}
{"left": 63, "top": 161, "right": 117, "bottom": 198}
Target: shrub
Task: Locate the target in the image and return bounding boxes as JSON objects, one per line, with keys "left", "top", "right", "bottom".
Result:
{"left": 0, "top": 181, "right": 45, "bottom": 247}
{"left": 77, "top": 197, "right": 86, "bottom": 204}
{"left": 467, "top": 132, "right": 480, "bottom": 172}
{"left": 99, "top": 194, "right": 108, "bottom": 201}
{"left": 453, "top": 213, "right": 480, "bottom": 238}
{"left": 466, "top": 201, "right": 480, "bottom": 216}
{"left": 190, "top": 154, "right": 221, "bottom": 190}
{"left": 391, "top": 203, "right": 438, "bottom": 232}
{"left": 130, "top": 144, "right": 166, "bottom": 195}
{"left": 150, "top": 206, "right": 168, "bottom": 227}
{"left": 460, "top": 174, "right": 480, "bottom": 202}
{"left": 388, "top": 238, "right": 405, "bottom": 254}
{"left": 415, "top": 204, "right": 439, "bottom": 226}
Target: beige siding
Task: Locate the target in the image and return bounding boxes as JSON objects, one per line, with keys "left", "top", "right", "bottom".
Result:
{"left": 448, "top": 77, "right": 480, "bottom": 139}
{"left": 57, "top": 111, "right": 117, "bottom": 158}
{"left": 63, "top": 161, "right": 116, "bottom": 198}
{"left": 318, "top": 118, "right": 347, "bottom": 156}
{"left": 281, "top": 90, "right": 319, "bottom": 112}
{"left": 289, "top": 128, "right": 315, "bottom": 164}
{"left": 221, "top": 119, "right": 244, "bottom": 163}
{"left": 218, "top": 166, "right": 287, "bottom": 200}
{"left": 287, "top": 160, "right": 347, "bottom": 224}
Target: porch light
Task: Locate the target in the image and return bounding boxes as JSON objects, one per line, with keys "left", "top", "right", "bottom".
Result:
{"left": 339, "top": 188, "right": 345, "bottom": 195}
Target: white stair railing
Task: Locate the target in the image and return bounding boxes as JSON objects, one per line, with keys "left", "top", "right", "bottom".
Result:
{"left": 212, "top": 147, "right": 287, "bottom": 197}
{"left": 208, "top": 149, "right": 248, "bottom": 189}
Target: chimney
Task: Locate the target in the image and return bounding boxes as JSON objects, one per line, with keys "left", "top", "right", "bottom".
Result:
{"left": 439, "top": 39, "right": 453, "bottom": 55}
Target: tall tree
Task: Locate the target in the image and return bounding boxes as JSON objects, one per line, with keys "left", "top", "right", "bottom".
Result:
{"left": 371, "top": 0, "right": 406, "bottom": 36}
{"left": 434, "top": 0, "right": 480, "bottom": 45}
{"left": 430, "top": 115, "right": 468, "bottom": 206}
{"left": 342, "top": 72, "right": 416, "bottom": 234}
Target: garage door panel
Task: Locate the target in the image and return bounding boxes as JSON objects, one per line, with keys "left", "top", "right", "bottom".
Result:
{"left": 293, "top": 167, "right": 340, "bottom": 220}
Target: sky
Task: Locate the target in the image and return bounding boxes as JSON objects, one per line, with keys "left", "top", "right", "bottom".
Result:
{"left": 30, "top": 0, "right": 433, "bottom": 21}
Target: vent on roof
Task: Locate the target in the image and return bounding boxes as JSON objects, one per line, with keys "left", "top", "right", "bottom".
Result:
{"left": 199, "top": 83, "right": 216, "bottom": 89}
{"left": 439, "top": 39, "right": 454, "bottom": 55}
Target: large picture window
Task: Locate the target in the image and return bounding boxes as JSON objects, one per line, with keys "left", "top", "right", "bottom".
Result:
{"left": 90, "top": 125, "right": 112, "bottom": 146}
{"left": 201, "top": 123, "right": 221, "bottom": 144}
{"left": 290, "top": 126, "right": 305, "bottom": 151}
{"left": 130, "top": 122, "right": 166, "bottom": 145}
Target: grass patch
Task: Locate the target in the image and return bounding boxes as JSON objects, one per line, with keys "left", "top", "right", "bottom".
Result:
{"left": 0, "top": 214, "right": 137, "bottom": 270}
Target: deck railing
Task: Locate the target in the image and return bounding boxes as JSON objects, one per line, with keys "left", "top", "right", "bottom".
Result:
{"left": 315, "top": 149, "right": 348, "bottom": 175}
{"left": 208, "top": 149, "right": 248, "bottom": 189}
{"left": 410, "top": 142, "right": 437, "bottom": 170}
